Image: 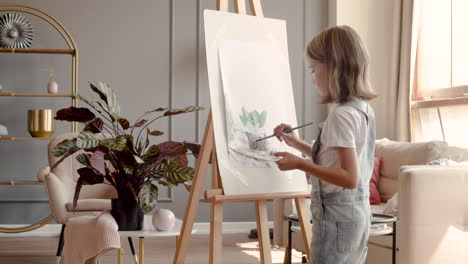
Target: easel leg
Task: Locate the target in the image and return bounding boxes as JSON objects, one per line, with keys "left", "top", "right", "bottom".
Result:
{"left": 210, "top": 201, "right": 224, "bottom": 264}
{"left": 294, "top": 198, "right": 312, "bottom": 262}
{"left": 255, "top": 200, "right": 272, "bottom": 264}
{"left": 173, "top": 113, "right": 215, "bottom": 264}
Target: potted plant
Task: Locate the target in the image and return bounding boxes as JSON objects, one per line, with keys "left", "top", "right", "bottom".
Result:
{"left": 50, "top": 82, "right": 204, "bottom": 230}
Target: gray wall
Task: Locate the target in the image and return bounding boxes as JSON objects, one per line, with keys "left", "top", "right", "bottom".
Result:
{"left": 0, "top": 0, "right": 327, "bottom": 224}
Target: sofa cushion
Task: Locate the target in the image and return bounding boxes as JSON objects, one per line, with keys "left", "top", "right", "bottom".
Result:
{"left": 369, "top": 157, "right": 382, "bottom": 205}
{"left": 375, "top": 139, "right": 448, "bottom": 201}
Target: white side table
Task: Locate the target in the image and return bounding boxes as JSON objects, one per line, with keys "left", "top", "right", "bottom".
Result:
{"left": 118, "top": 217, "right": 195, "bottom": 264}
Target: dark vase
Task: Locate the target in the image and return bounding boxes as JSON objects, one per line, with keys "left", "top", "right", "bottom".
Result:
{"left": 111, "top": 199, "right": 144, "bottom": 231}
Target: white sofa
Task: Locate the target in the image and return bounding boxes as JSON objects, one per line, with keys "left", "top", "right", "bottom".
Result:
{"left": 273, "top": 139, "right": 468, "bottom": 263}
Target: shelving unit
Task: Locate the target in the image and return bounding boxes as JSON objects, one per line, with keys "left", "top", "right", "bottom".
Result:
{"left": 0, "top": 3, "right": 78, "bottom": 233}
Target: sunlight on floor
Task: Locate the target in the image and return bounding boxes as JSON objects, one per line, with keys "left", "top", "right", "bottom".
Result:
{"left": 236, "top": 241, "right": 304, "bottom": 263}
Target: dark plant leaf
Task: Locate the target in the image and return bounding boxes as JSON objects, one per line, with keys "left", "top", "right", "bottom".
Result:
{"left": 55, "top": 107, "right": 95, "bottom": 123}
{"left": 164, "top": 106, "right": 204, "bottom": 116}
{"left": 77, "top": 167, "right": 105, "bottom": 185}
{"left": 183, "top": 142, "right": 201, "bottom": 159}
{"left": 118, "top": 118, "right": 130, "bottom": 130}
{"left": 133, "top": 119, "right": 148, "bottom": 128}
{"left": 144, "top": 107, "right": 167, "bottom": 114}
{"left": 73, "top": 167, "right": 104, "bottom": 209}
{"left": 84, "top": 118, "right": 104, "bottom": 133}
{"left": 149, "top": 130, "right": 164, "bottom": 136}
{"left": 138, "top": 182, "right": 158, "bottom": 214}
{"left": 52, "top": 139, "right": 77, "bottom": 157}
{"left": 157, "top": 141, "right": 187, "bottom": 162}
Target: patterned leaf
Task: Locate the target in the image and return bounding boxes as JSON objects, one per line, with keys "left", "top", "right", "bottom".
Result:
{"left": 52, "top": 139, "right": 77, "bottom": 157}
{"left": 101, "top": 135, "right": 127, "bottom": 151}
{"left": 138, "top": 182, "right": 159, "bottom": 214}
{"left": 90, "top": 82, "right": 121, "bottom": 119}
{"left": 76, "top": 131, "right": 100, "bottom": 149}
{"left": 55, "top": 107, "right": 95, "bottom": 123}
{"left": 164, "top": 106, "right": 204, "bottom": 116}
{"left": 150, "top": 159, "right": 194, "bottom": 185}
{"left": 142, "top": 145, "right": 160, "bottom": 164}
{"left": 134, "top": 155, "right": 144, "bottom": 164}
{"left": 75, "top": 94, "right": 102, "bottom": 115}
{"left": 84, "top": 118, "right": 104, "bottom": 133}
{"left": 76, "top": 153, "right": 92, "bottom": 167}
{"left": 118, "top": 118, "right": 130, "bottom": 130}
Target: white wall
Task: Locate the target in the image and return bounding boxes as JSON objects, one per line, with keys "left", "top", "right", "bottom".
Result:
{"left": 329, "top": 0, "right": 401, "bottom": 140}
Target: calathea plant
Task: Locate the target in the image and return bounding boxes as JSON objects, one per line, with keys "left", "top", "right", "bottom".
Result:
{"left": 51, "top": 82, "right": 204, "bottom": 213}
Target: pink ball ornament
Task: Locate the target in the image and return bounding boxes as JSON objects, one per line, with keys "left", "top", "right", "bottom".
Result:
{"left": 152, "top": 209, "right": 175, "bottom": 231}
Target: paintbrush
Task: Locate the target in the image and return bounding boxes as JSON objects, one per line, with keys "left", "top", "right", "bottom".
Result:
{"left": 255, "top": 121, "right": 314, "bottom": 144}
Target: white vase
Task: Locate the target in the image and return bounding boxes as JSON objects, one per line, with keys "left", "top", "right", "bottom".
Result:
{"left": 47, "top": 81, "right": 58, "bottom": 94}
{"left": 152, "top": 209, "right": 175, "bottom": 231}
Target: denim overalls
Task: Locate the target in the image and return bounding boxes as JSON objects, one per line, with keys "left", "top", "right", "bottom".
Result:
{"left": 310, "top": 98, "right": 376, "bottom": 264}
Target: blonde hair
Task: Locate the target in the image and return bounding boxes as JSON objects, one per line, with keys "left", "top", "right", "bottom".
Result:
{"left": 306, "top": 25, "right": 377, "bottom": 103}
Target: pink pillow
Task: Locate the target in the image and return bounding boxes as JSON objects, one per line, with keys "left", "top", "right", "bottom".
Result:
{"left": 369, "top": 157, "right": 382, "bottom": 205}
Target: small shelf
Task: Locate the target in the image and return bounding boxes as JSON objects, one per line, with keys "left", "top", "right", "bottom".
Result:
{"left": 0, "top": 48, "right": 75, "bottom": 55}
{"left": 0, "top": 93, "right": 75, "bottom": 97}
{"left": 0, "top": 137, "right": 51, "bottom": 141}
{"left": 0, "top": 181, "right": 43, "bottom": 185}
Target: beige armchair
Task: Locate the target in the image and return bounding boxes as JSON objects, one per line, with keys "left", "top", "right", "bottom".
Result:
{"left": 37, "top": 133, "right": 117, "bottom": 263}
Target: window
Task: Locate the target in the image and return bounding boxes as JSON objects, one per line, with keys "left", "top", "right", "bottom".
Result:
{"left": 411, "top": 0, "right": 468, "bottom": 147}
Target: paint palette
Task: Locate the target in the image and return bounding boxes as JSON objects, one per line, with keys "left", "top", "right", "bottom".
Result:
{"left": 228, "top": 146, "right": 281, "bottom": 162}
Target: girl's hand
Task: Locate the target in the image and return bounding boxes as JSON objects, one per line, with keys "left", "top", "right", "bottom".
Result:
{"left": 272, "top": 152, "right": 304, "bottom": 171}
{"left": 273, "top": 123, "right": 301, "bottom": 148}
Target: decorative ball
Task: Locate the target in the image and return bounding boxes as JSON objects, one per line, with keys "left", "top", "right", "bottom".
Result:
{"left": 152, "top": 209, "right": 175, "bottom": 231}
{"left": 47, "top": 81, "right": 58, "bottom": 94}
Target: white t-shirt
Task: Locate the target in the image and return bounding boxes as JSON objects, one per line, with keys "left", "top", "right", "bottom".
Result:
{"left": 316, "top": 99, "right": 368, "bottom": 193}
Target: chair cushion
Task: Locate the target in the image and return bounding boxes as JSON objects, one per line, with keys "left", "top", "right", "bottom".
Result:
{"left": 66, "top": 199, "right": 112, "bottom": 212}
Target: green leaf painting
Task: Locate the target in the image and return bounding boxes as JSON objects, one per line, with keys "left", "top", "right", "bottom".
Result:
{"left": 239, "top": 107, "right": 267, "bottom": 128}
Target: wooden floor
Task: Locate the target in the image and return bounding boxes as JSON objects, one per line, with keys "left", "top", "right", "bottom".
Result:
{"left": 0, "top": 234, "right": 305, "bottom": 264}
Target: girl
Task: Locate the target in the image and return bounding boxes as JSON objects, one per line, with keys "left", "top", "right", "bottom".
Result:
{"left": 272, "top": 26, "right": 377, "bottom": 264}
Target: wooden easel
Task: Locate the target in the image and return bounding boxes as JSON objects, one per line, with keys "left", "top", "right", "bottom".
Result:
{"left": 173, "top": 1, "right": 312, "bottom": 263}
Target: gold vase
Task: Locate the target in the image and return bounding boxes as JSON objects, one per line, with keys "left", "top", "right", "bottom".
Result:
{"left": 27, "top": 109, "right": 55, "bottom": 137}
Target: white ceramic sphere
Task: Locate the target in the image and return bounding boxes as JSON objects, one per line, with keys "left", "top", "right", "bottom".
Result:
{"left": 47, "top": 81, "right": 58, "bottom": 94}
{"left": 152, "top": 209, "right": 175, "bottom": 231}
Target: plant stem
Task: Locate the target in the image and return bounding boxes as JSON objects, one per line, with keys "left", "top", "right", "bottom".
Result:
{"left": 135, "top": 115, "right": 164, "bottom": 148}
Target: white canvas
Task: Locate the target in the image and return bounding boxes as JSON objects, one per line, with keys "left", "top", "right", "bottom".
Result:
{"left": 204, "top": 10, "right": 308, "bottom": 195}
{"left": 219, "top": 40, "right": 291, "bottom": 168}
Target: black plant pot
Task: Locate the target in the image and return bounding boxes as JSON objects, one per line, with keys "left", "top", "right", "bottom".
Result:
{"left": 111, "top": 199, "right": 144, "bottom": 231}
